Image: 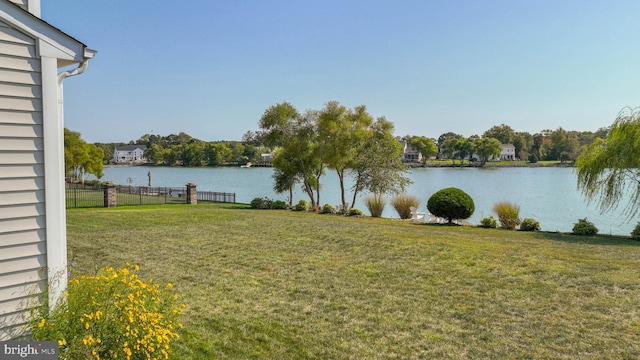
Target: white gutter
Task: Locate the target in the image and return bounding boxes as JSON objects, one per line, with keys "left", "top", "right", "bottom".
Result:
{"left": 57, "top": 59, "right": 89, "bottom": 84}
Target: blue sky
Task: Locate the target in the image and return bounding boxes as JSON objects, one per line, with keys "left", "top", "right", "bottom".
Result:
{"left": 42, "top": 0, "right": 640, "bottom": 143}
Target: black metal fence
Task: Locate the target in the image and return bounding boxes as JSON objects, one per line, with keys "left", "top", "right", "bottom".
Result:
{"left": 198, "top": 191, "right": 236, "bottom": 203}
{"left": 66, "top": 183, "right": 236, "bottom": 208}
{"left": 65, "top": 183, "right": 103, "bottom": 208}
{"left": 114, "top": 185, "right": 188, "bottom": 206}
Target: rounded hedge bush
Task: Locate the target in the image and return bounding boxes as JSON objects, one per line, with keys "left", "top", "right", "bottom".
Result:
{"left": 348, "top": 208, "right": 364, "bottom": 216}
{"left": 250, "top": 197, "right": 271, "bottom": 209}
{"left": 480, "top": 216, "right": 497, "bottom": 228}
{"left": 520, "top": 218, "right": 540, "bottom": 231}
{"left": 319, "top": 204, "right": 336, "bottom": 214}
{"left": 572, "top": 218, "right": 598, "bottom": 236}
{"left": 271, "top": 200, "right": 288, "bottom": 210}
{"left": 427, "top": 187, "right": 475, "bottom": 224}
{"left": 293, "top": 199, "right": 309, "bottom": 212}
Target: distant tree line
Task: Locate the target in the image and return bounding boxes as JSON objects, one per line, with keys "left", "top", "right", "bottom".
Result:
{"left": 431, "top": 124, "right": 609, "bottom": 165}
{"left": 94, "top": 132, "right": 267, "bottom": 167}
{"left": 88, "top": 118, "right": 609, "bottom": 171}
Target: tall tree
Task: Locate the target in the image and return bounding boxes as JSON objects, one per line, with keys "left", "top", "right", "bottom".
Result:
{"left": 350, "top": 117, "right": 411, "bottom": 208}
{"left": 144, "top": 143, "right": 166, "bottom": 165}
{"left": 317, "top": 101, "right": 372, "bottom": 209}
{"left": 474, "top": 137, "right": 503, "bottom": 166}
{"left": 546, "top": 127, "right": 579, "bottom": 162}
{"left": 513, "top": 132, "right": 533, "bottom": 160}
{"left": 438, "top": 132, "right": 463, "bottom": 161}
{"left": 64, "top": 128, "right": 104, "bottom": 180}
{"left": 453, "top": 138, "right": 474, "bottom": 166}
{"left": 260, "top": 103, "right": 323, "bottom": 209}
{"left": 576, "top": 107, "right": 640, "bottom": 219}
{"left": 204, "top": 143, "right": 232, "bottom": 166}
{"left": 483, "top": 124, "right": 515, "bottom": 144}
{"left": 408, "top": 136, "right": 438, "bottom": 166}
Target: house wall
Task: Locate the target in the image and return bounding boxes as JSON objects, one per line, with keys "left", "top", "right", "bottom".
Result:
{"left": 0, "top": 18, "right": 47, "bottom": 340}
{"left": 114, "top": 147, "right": 146, "bottom": 163}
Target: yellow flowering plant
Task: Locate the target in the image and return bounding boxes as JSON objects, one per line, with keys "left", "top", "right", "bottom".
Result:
{"left": 30, "top": 264, "right": 184, "bottom": 360}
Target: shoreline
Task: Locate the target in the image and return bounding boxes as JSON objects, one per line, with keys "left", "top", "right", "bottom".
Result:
{"left": 107, "top": 161, "right": 575, "bottom": 169}
{"left": 407, "top": 161, "right": 574, "bottom": 168}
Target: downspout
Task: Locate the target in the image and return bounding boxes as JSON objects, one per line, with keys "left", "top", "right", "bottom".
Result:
{"left": 56, "top": 59, "right": 89, "bottom": 134}
{"left": 47, "top": 59, "right": 90, "bottom": 309}
{"left": 58, "top": 59, "right": 89, "bottom": 84}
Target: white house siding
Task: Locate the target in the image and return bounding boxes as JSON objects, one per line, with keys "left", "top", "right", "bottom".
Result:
{"left": 0, "top": 18, "right": 46, "bottom": 340}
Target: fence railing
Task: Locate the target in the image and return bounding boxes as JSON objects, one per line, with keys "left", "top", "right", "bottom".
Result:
{"left": 114, "top": 185, "right": 188, "bottom": 206}
{"left": 65, "top": 183, "right": 235, "bottom": 209}
{"left": 198, "top": 191, "right": 235, "bottom": 203}
{"left": 65, "top": 183, "right": 103, "bottom": 208}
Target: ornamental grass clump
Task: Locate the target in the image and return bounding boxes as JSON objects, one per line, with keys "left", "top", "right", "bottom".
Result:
{"left": 364, "top": 195, "right": 386, "bottom": 218}
{"left": 492, "top": 201, "right": 521, "bottom": 230}
{"left": 391, "top": 194, "right": 420, "bottom": 220}
{"left": 30, "top": 264, "right": 184, "bottom": 360}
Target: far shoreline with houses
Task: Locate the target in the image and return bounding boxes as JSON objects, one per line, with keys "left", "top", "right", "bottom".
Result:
{"left": 111, "top": 142, "right": 572, "bottom": 168}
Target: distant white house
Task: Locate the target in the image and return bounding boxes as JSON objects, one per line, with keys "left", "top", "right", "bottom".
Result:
{"left": 0, "top": 0, "right": 95, "bottom": 339}
{"left": 399, "top": 138, "right": 422, "bottom": 163}
{"left": 500, "top": 144, "right": 516, "bottom": 160}
{"left": 113, "top": 144, "right": 147, "bottom": 163}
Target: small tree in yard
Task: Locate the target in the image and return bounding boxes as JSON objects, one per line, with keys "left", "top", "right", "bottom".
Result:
{"left": 427, "top": 187, "right": 475, "bottom": 224}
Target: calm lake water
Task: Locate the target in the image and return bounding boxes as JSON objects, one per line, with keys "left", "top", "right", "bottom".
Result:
{"left": 95, "top": 165, "right": 637, "bottom": 236}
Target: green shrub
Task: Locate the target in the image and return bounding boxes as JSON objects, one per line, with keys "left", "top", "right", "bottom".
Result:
{"left": 30, "top": 264, "right": 183, "bottom": 360}
{"left": 391, "top": 194, "right": 420, "bottom": 220}
{"left": 528, "top": 154, "right": 538, "bottom": 163}
{"left": 250, "top": 197, "right": 271, "bottom": 209}
{"left": 493, "top": 201, "right": 521, "bottom": 230}
{"left": 293, "top": 199, "right": 309, "bottom": 212}
{"left": 632, "top": 223, "right": 640, "bottom": 240}
{"left": 348, "top": 208, "right": 364, "bottom": 216}
{"left": 520, "top": 218, "right": 540, "bottom": 231}
{"left": 427, "top": 187, "right": 475, "bottom": 224}
{"left": 480, "top": 216, "right": 497, "bottom": 228}
{"left": 319, "top": 204, "right": 336, "bottom": 214}
{"left": 271, "top": 200, "right": 288, "bottom": 209}
{"left": 364, "top": 195, "right": 386, "bottom": 218}
{"left": 572, "top": 218, "right": 598, "bottom": 236}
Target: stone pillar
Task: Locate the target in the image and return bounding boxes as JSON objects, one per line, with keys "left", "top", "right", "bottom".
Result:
{"left": 186, "top": 183, "right": 197, "bottom": 204}
{"left": 103, "top": 182, "right": 117, "bottom": 207}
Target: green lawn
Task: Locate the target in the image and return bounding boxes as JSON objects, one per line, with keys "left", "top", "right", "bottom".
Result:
{"left": 66, "top": 204, "right": 640, "bottom": 359}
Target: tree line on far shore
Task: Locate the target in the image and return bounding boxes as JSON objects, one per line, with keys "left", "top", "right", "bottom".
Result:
{"left": 66, "top": 102, "right": 610, "bottom": 180}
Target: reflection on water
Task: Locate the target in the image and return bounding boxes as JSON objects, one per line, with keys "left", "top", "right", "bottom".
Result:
{"left": 95, "top": 165, "right": 636, "bottom": 236}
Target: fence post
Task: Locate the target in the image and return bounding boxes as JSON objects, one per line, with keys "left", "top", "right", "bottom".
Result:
{"left": 186, "top": 183, "right": 197, "bottom": 204}
{"left": 103, "top": 182, "right": 117, "bottom": 208}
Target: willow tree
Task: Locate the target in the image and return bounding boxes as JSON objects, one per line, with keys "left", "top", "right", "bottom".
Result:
{"left": 474, "top": 137, "right": 502, "bottom": 167}
{"left": 575, "top": 107, "right": 640, "bottom": 219}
